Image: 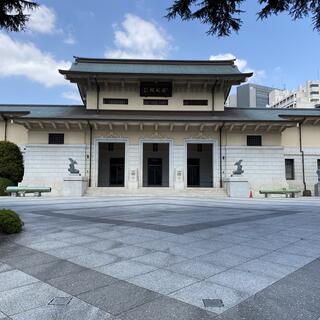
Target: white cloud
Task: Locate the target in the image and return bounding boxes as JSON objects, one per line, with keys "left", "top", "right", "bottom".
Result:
{"left": 62, "top": 90, "right": 82, "bottom": 103}
{"left": 64, "top": 34, "right": 76, "bottom": 45}
{"left": 0, "top": 33, "right": 71, "bottom": 87}
{"left": 105, "top": 14, "right": 171, "bottom": 59}
{"left": 209, "top": 53, "right": 266, "bottom": 83}
{"left": 26, "top": 5, "right": 56, "bottom": 34}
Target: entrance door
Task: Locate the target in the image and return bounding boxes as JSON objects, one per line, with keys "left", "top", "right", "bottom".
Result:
{"left": 98, "top": 143, "right": 125, "bottom": 187}
{"left": 109, "top": 158, "right": 124, "bottom": 186}
{"left": 148, "top": 158, "right": 162, "bottom": 186}
{"left": 187, "top": 158, "right": 200, "bottom": 187}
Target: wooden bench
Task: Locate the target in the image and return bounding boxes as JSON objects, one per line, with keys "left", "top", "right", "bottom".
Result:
{"left": 259, "top": 188, "right": 301, "bottom": 198}
{"left": 6, "top": 186, "right": 52, "bottom": 197}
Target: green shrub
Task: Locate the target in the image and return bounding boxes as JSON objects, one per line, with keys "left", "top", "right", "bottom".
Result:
{"left": 0, "top": 177, "right": 15, "bottom": 196}
{"left": 0, "top": 209, "right": 23, "bottom": 234}
{"left": 0, "top": 141, "right": 24, "bottom": 184}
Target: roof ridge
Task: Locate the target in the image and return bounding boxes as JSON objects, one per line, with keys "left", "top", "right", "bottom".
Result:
{"left": 73, "top": 57, "right": 236, "bottom": 66}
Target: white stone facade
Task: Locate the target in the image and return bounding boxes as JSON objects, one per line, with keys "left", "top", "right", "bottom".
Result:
{"left": 21, "top": 144, "right": 86, "bottom": 195}
{"left": 18, "top": 136, "right": 319, "bottom": 197}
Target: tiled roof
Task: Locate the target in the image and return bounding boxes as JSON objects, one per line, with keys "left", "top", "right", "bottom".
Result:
{"left": 59, "top": 57, "right": 252, "bottom": 77}
{"left": 1, "top": 104, "right": 319, "bottom": 122}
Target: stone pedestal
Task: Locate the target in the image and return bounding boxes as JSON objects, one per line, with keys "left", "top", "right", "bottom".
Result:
{"left": 224, "top": 176, "right": 250, "bottom": 198}
{"left": 128, "top": 169, "right": 138, "bottom": 190}
{"left": 63, "top": 175, "right": 88, "bottom": 196}
{"left": 315, "top": 183, "right": 320, "bottom": 197}
{"left": 174, "top": 168, "right": 184, "bottom": 190}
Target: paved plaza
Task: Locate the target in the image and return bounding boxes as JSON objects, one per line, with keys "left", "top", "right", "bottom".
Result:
{"left": 0, "top": 196, "right": 320, "bottom": 319}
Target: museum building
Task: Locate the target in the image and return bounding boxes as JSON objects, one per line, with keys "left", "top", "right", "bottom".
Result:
{"left": 0, "top": 57, "right": 320, "bottom": 196}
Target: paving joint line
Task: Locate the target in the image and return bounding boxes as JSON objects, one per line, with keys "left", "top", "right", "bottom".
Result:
{"left": 0, "top": 241, "right": 218, "bottom": 319}
{"left": 21, "top": 209, "right": 305, "bottom": 235}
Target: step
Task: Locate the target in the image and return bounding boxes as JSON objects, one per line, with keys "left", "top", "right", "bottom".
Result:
{"left": 85, "top": 187, "right": 227, "bottom": 197}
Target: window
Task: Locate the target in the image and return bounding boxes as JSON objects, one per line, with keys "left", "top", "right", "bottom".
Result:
{"left": 310, "top": 91, "right": 319, "bottom": 95}
{"left": 108, "top": 143, "right": 114, "bottom": 151}
{"left": 310, "top": 84, "right": 319, "bottom": 88}
{"left": 318, "top": 159, "right": 320, "bottom": 170}
{"left": 48, "top": 133, "right": 64, "bottom": 144}
{"left": 143, "top": 99, "right": 168, "bottom": 105}
{"left": 197, "top": 144, "right": 203, "bottom": 152}
{"left": 152, "top": 143, "right": 158, "bottom": 152}
{"left": 285, "top": 159, "right": 295, "bottom": 180}
{"left": 103, "top": 98, "right": 128, "bottom": 105}
{"left": 247, "top": 135, "right": 262, "bottom": 146}
{"left": 183, "top": 100, "right": 208, "bottom": 106}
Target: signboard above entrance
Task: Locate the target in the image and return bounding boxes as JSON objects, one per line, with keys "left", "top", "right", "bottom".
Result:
{"left": 140, "top": 81, "right": 172, "bottom": 97}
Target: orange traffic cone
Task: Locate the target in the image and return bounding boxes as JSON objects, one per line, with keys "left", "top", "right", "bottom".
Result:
{"left": 249, "top": 190, "right": 253, "bottom": 198}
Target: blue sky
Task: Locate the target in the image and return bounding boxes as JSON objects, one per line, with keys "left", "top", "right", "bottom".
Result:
{"left": 0, "top": 0, "right": 319, "bottom": 104}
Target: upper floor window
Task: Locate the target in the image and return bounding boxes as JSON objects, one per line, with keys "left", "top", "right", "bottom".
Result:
{"left": 48, "top": 133, "right": 64, "bottom": 144}
{"left": 183, "top": 100, "right": 208, "bottom": 106}
{"left": 310, "top": 84, "right": 319, "bottom": 88}
{"left": 103, "top": 98, "right": 128, "bottom": 105}
{"left": 285, "top": 159, "right": 295, "bottom": 180}
{"left": 310, "top": 91, "right": 319, "bottom": 95}
{"left": 143, "top": 99, "right": 168, "bottom": 105}
{"left": 247, "top": 135, "right": 262, "bottom": 146}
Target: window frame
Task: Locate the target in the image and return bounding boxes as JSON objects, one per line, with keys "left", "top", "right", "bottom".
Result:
{"left": 183, "top": 100, "right": 208, "bottom": 106}
{"left": 103, "top": 98, "right": 128, "bottom": 105}
{"left": 143, "top": 99, "right": 168, "bottom": 105}
{"left": 48, "top": 133, "right": 64, "bottom": 145}
{"left": 285, "top": 159, "right": 295, "bottom": 180}
{"left": 246, "top": 135, "right": 262, "bottom": 147}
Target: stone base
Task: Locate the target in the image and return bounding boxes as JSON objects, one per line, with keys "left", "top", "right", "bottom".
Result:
{"left": 63, "top": 175, "right": 88, "bottom": 197}
{"left": 224, "top": 176, "right": 250, "bottom": 198}
{"left": 315, "top": 183, "right": 320, "bottom": 197}
{"left": 128, "top": 181, "right": 139, "bottom": 190}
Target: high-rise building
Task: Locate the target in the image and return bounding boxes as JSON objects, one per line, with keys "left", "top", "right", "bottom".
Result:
{"left": 237, "top": 83, "right": 276, "bottom": 108}
{"left": 269, "top": 80, "right": 320, "bottom": 109}
{"left": 225, "top": 94, "right": 237, "bottom": 108}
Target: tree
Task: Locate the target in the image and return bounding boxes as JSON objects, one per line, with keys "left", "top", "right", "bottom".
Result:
{"left": 0, "top": 141, "right": 24, "bottom": 184}
{"left": 0, "top": 0, "right": 38, "bottom": 32}
{"left": 166, "top": 0, "right": 320, "bottom": 36}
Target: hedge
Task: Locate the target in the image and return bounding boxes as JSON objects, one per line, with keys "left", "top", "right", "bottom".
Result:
{"left": 0, "top": 209, "right": 23, "bottom": 234}
{"left": 0, "top": 141, "right": 24, "bottom": 184}
{"left": 0, "top": 177, "right": 14, "bottom": 196}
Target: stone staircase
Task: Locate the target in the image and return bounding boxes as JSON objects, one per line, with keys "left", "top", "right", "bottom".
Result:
{"left": 85, "top": 187, "right": 227, "bottom": 197}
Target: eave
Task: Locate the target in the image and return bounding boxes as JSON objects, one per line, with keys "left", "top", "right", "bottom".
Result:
{"left": 12, "top": 117, "right": 297, "bottom": 133}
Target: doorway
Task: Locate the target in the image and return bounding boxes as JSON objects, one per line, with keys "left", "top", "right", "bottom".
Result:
{"left": 143, "top": 143, "right": 169, "bottom": 187}
{"left": 98, "top": 142, "right": 125, "bottom": 187}
{"left": 148, "top": 158, "right": 162, "bottom": 186}
{"left": 187, "top": 143, "right": 213, "bottom": 187}
{"left": 187, "top": 158, "right": 200, "bottom": 186}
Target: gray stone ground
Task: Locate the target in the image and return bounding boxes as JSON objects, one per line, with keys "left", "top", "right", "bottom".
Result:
{"left": 0, "top": 195, "right": 320, "bottom": 319}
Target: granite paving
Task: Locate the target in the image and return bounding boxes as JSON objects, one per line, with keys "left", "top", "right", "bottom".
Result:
{"left": 0, "top": 196, "right": 320, "bottom": 319}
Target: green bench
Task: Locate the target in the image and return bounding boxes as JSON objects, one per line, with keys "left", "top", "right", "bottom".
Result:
{"left": 259, "top": 188, "right": 301, "bottom": 198}
{"left": 6, "top": 186, "right": 52, "bottom": 197}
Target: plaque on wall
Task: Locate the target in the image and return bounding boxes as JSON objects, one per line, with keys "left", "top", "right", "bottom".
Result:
{"left": 140, "top": 81, "right": 172, "bottom": 97}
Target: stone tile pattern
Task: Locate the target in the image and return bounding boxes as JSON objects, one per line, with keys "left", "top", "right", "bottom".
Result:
{"left": 1, "top": 196, "right": 320, "bottom": 319}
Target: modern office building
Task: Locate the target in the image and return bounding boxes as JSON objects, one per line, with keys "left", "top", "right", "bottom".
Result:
{"left": 237, "top": 83, "right": 276, "bottom": 108}
{"left": 225, "top": 94, "right": 237, "bottom": 108}
{"left": 270, "top": 80, "right": 320, "bottom": 109}
{"left": 1, "top": 57, "right": 320, "bottom": 196}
